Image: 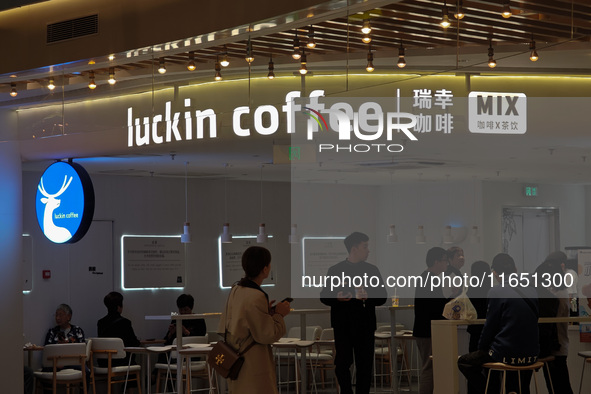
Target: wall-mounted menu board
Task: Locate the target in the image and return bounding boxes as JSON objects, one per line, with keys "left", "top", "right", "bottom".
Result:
{"left": 122, "top": 235, "right": 185, "bottom": 289}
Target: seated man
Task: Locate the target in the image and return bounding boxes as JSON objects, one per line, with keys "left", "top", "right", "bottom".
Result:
{"left": 163, "top": 294, "right": 206, "bottom": 346}
{"left": 458, "top": 253, "right": 539, "bottom": 394}
{"left": 97, "top": 291, "right": 141, "bottom": 367}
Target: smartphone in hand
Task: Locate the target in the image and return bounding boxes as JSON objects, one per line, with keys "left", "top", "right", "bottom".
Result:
{"left": 281, "top": 297, "right": 294, "bottom": 303}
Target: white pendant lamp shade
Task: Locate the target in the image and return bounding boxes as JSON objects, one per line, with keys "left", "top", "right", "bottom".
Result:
{"left": 221, "top": 223, "right": 232, "bottom": 243}
{"left": 257, "top": 223, "right": 267, "bottom": 243}
{"left": 470, "top": 226, "right": 481, "bottom": 244}
{"left": 288, "top": 224, "right": 298, "bottom": 244}
{"left": 387, "top": 224, "right": 398, "bottom": 243}
{"left": 181, "top": 222, "right": 191, "bottom": 243}
{"left": 443, "top": 225, "right": 454, "bottom": 244}
{"left": 416, "top": 225, "right": 426, "bottom": 244}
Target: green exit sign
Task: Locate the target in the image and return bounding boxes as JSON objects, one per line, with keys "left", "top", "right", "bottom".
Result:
{"left": 524, "top": 185, "right": 538, "bottom": 197}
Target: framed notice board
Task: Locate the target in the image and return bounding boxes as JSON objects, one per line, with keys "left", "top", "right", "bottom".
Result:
{"left": 122, "top": 235, "right": 185, "bottom": 289}
{"left": 218, "top": 236, "right": 276, "bottom": 289}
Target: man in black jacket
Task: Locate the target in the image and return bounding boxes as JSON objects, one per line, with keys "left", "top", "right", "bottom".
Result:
{"left": 458, "top": 253, "right": 539, "bottom": 394}
{"left": 320, "top": 232, "right": 387, "bottom": 394}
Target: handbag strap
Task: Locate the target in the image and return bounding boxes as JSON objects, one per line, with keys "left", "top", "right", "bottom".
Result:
{"left": 223, "top": 284, "right": 256, "bottom": 356}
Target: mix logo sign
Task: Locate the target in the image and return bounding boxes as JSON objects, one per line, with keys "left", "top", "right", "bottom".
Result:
{"left": 35, "top": 161, "right": 95, "bottom": 244}
{"left": 468, "top": 91, "right": 527, "bottom": 134}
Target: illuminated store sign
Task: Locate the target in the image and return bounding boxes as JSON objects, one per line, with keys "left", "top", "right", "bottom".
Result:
{"left": 125, "top": 89, "right": 527, "bottom": 148}
{"left": 468, "top": 91, "right": 527, "bottom": 134}
{"left": 35, "top": 161, "right": 95, "bottom": 244}
{"left": 127, "top": 90, "right": 419, "bottom": 147}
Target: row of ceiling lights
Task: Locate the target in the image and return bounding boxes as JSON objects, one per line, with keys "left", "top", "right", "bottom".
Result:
{"left": 440, "top": 0, "right": 514, "bottom": 27}
{"left": 7, "top": 2, "right": 540, "bottom": 97}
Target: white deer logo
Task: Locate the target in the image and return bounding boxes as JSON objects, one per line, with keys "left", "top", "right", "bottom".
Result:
{"left": 38, "top": 175, "right": 73, "bottom": 243}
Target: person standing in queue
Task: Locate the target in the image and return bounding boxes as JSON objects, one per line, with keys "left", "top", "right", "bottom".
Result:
{"left": 218, "top": 246, "right": 290, "bottom": 394}
{"left": 320, "top": 232, "right": 387, "bottom": 394}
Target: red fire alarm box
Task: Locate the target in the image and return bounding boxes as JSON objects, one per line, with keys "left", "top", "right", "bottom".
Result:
{"left": 42, "top": 270, "right": 51, "bottom": 279}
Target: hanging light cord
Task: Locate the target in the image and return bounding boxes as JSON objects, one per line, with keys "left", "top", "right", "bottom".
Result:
{"left": 224, "top": 163, "right": 229, "bottom": 223}
{"left": 185, "top": 162, "right": 189, "bottom": 223}
{"left": 260, "top": 164, "right": 264, "bottom": 222}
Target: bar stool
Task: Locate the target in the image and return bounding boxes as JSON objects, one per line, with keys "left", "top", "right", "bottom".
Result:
{"left": 577, "top": 351, "right": 591, "bottom": 394}
{"left": 535, "top": 356, "right": 555, "bottom": 394}
{"left": 482, "top": 361, "right": 544, "bottom": 394}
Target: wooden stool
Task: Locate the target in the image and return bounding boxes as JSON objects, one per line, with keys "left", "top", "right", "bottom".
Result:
{"left": 536, "top": 356, "right": 555, "bottom": 394}
{"left": 578, "top": 351, "right": 591, "bottom": 394}
{"left": 482, "top": 361, "right": 544, "bottom": 394}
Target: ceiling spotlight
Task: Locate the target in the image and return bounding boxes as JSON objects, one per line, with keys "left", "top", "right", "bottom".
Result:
{"left": 397, "top": 44, "right": 406, "bottom": 68}
{"left": 215, "top": 59, "right": 222, "bottom": 81}
{"left": 299, "top": 50, "right": 308, "bottom": 75}
{"left": 108, "top": 54, "right": 115, "bottom": 61}
{"left": 48, "top": 78, "right": 55, "bottom": 90}
{"left": 502, "top": 1, "right": 512, "bottom": 18}
{"left": 187, "top": 52, "right": 196, "bottom": 71}
{"left": 440, "top": 1, "right": 451, "bottom": 28}
{"left": 307, "top": 26, "right": 316, "bottom": 49}
{"left": 158, "top": 58, "right": 166, "bottom": 74}
{"left": 107, "top": 67, "right": 116, "bottom": 85}
{"left": 292, "top": 32, "right": 301, "bottom": 60}
{"left": 366, "top": 47, "right": 374, "bottom": 72}
{"left": 245, "top": 37, "right": 254, "bottom": 63}
{"left": 88, "top": 71, "right": 97, "bottom": 89}
{"left": 220, "top": 46, "right": 230, "bottom": 67}
{"left": 529, "top": 39, "right": 538, "bottom": 61}
{"left": 362, "top": 33, "right": 372, "bottom": 44}
{"left": 267, "top": 55, "right": 275, "bottom": 79}
{"left": 454, "top": 1, "right": 465, "bottom": 19}
{"left": 10, "top": 83, "right": 17, "bottom": 97}
{"left": 361, "top": 19, "right": 371, "bottom": 34}
{"left": 488, "top": 41, "right": 497, "bottom": 68}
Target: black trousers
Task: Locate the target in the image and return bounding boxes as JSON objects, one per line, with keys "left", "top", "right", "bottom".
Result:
{"left": 542, "top": 355, "right": 573, "bottom": 394}
{"left": 334, "top": 327, "right": 375, "bottom": 394}
{"left": 458, "top": 349, "right": 532, "bottom": 394}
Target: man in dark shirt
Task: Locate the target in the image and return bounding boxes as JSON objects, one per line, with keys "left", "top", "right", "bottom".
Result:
{"left": 412, "top": 247, "right": 449, "bottom": 394}
{"left": 97, "top": 291, "right": 141, "bottom": 366}
{"left": 320, "top": 232, "right": 387, "bottom": 394}
{"left": 458, "top": 253, "right": 539, "bottom": 394}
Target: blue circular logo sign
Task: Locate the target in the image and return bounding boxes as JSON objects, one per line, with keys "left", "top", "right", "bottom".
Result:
{"left": 35, "top": 161, "right": 95, "bottom": 244}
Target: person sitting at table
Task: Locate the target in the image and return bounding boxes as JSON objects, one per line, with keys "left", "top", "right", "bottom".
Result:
{"left": 163, "top": 294, "right": 206, "bottom": 346}
{"left": 458, "top": 253, "right": 539, "bottom": 394}
{"left": 44, "top": 303, "right": 85, "bottom": 345}
{"left": 97, "top": 291, "right": 141, "bottom": 367}
{"left": 157, "top": 293, "right": 207, "bottom": 364}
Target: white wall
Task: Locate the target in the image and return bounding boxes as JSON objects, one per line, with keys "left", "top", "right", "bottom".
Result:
{"left": 21, "top": 171, "right": 591, "bottom": 369}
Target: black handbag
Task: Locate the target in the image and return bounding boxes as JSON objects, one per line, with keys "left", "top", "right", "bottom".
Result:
{"left": 208, "top": 286, "right": 255, "bottom": 380}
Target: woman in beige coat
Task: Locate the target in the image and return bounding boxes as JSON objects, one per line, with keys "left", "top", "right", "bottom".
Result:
{"left": 218, "top": 246, "right": 291, "bottom": 394}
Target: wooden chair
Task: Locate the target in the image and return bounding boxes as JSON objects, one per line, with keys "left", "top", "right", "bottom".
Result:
{"left": 153, "top": 335, "right": 209, "bottom": 393}
{"left": 89, "top": 337, "right": 142, "bottom": 394}
{"left": 33, "top": 341, "right": 89, "bottom": 394}
{"left": 307, "top": 328, "right": 336, "bottom": 390}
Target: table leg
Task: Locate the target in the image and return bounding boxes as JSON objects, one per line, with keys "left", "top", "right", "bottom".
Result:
{"left": 390, "top": 307, "right": 399, "bottom": 394}
{"left": 177, "top": 321, "right": 184, "bottom": 394}
{"left": 431, "top": 321, "right": 459, "bottom": 394}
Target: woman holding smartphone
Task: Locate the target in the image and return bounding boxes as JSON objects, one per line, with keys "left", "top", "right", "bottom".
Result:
{"left": 218, "top": 246, "right": 291, "bottom": 394}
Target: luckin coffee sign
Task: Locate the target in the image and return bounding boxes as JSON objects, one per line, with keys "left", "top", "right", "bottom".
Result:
{"left": 35, "top": 161, "right": 95, "bottom": 244}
